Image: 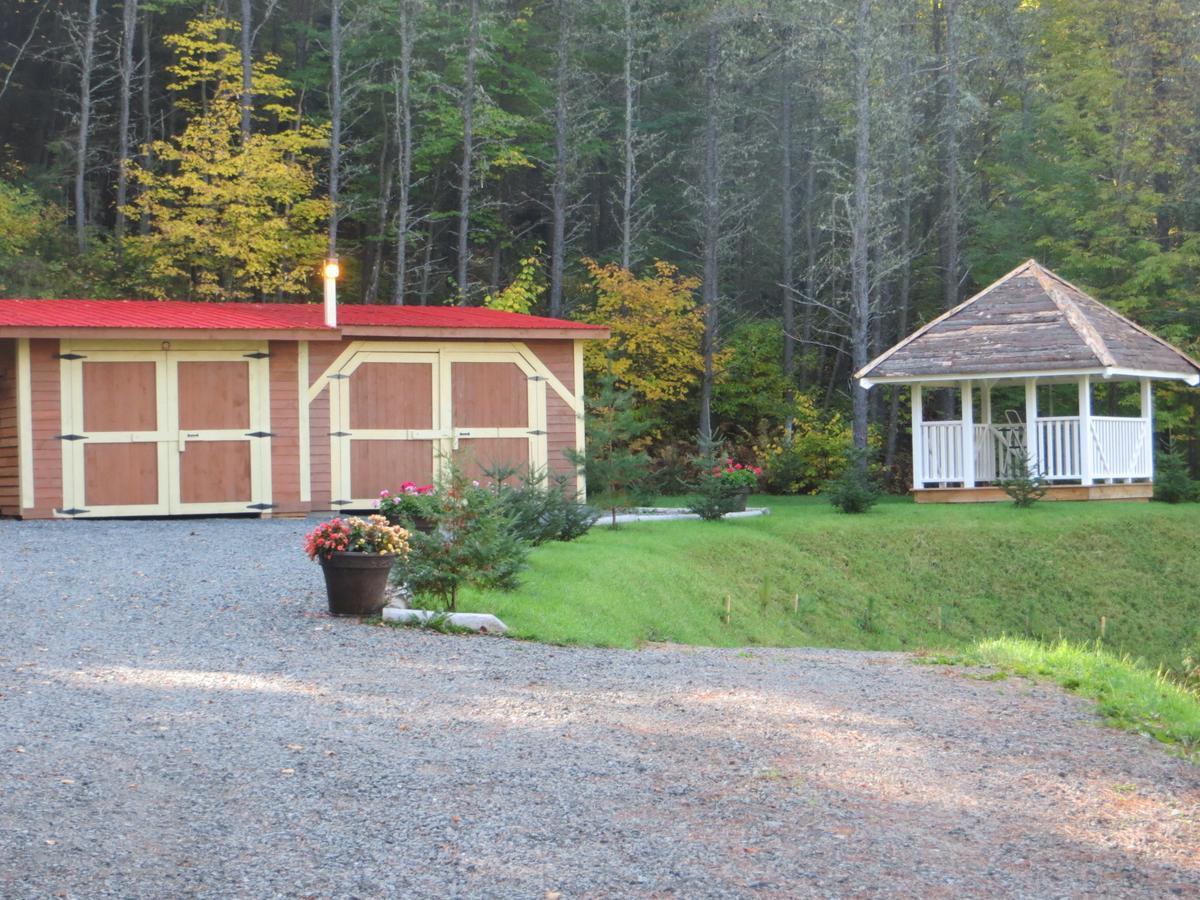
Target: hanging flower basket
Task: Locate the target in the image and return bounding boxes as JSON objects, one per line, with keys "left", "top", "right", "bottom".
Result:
{"left": 305, "top": 516, "right": 410, "bottom": 617}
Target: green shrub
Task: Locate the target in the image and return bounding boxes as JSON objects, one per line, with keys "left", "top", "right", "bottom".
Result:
{"left": 750, "top": 393, "right": 852, "bottom": 495}
{"left": 483, "top": 464, "right": 599, "bottom": 544}
{"left": 822, "top": 449, "right": 879, "bottom": 514}
{"left": 1153, "top": 447, "right": 1196, "bottom": 503}
{"left": 391, "top": 468, "right": 529, "bottom": 611}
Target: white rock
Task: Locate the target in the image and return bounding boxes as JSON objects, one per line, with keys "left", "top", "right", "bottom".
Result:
{"left": 381, "top": 606, "right": 507, "bottom": 635}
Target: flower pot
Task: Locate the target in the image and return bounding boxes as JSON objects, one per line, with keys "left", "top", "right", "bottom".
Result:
{"left": 319, "top": 551, "right": 397, "bottom": 616}
{"left": 725, "top": 486, "right": 750, "bottom": 512}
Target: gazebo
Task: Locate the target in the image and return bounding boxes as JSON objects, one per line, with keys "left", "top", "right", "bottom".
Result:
{"left": 856, "top": 260, "right": 1200, "bottom": 502}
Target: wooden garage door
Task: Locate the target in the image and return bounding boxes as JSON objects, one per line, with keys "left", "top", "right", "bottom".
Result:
{"left": 169, "top": 353, "right": 270, "bottom": 514}
{"left": 59, "top": 345, "right": 271, "bottom": 517}
{"left": 448, "top": 357, "right": 545, "bottom": 485}
{"left": 73, "top": 355, "right": 170, "bottom": 515}
{"left": 330, "top": 352, "right": 440, "bottom": 508}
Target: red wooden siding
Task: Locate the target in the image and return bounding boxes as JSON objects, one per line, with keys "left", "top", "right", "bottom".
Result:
{"left": 27, "top": 339, "right": 63, "bottom": 516}
{"left": 268, "top": 341, "right": 306, "bottom": 514}
{"left": 0, "top": 340, "right": 18, "bottom": 515}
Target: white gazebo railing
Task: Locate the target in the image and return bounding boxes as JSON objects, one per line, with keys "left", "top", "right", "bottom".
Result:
{"left": 1090, "top": 417, "right": 1151, "bottom": 480}
{"left": 917, "top": 416, "right": 1151, "bottom": 486}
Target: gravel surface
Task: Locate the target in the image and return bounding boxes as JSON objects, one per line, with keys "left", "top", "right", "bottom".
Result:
{"left": 1, "top": 516, "right": 1198, "bottom": 898}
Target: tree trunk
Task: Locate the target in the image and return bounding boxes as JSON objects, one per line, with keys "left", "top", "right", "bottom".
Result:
{"left": 942, "top": 0, "right": 960, "bottom": 313}
{"left": 327, "top": 0, "right": 343, "bottom": 256}
{"left": 849, "top": 0, "right": 871, "bottom": 458}
{"left": 74, "top": 0, "right": 98, "bottom": 253}
{"left": 698, "top": 26, "right": 720, "bottom": 446}
{"left": 800, "top": 103, "right": 817, "bottom": 388}
{"left": 138, "top": 13, "right": 154, "bottom": 235}
{"left": 620, "top": 0, "right": 635, "bottom": 270}
{"left": 391, "top": 0, "right": 415, "bottom": 305}
{"left": 548, "top": 0, "right": 570, "bottom": 317}
{"left": 779, "top": 28, "right": 796, "bottom": 439}
{"left": 114, "top": 0, "right": 139, "bottom": 241}
{"left": 240, "top": 0, "right": 253, "bottom": 143}
{"left": 456, "top": 0, "right": 480, "bottom": 305}
{"left": 364, "top": 125, "right": 392, "bottom": 304}
{"left": 885, "top": 3, "right": 917, "bottom": 471}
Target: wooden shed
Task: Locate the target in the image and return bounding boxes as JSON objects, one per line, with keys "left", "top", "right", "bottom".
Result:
{"left": 0, "top": 299, "right": 607, "bottom": 519}
{"left": 856, "top": 260, "right": 1200, "bottom": 502}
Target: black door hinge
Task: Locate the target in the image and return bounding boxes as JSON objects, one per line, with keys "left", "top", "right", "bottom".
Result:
{"left": 56, "top": 507, "right": 90, "bottom": 516}
{"left": 330, "top": 431, "right": 351, "bottom": 437}
{"left": 54, "top": 433, "right": 87, "bottom": 441}
{"left": 243, "top": 351, "right": 271, "bottom": 359}
{"left": 246, "top": 502, "right": 276, "bottom": 511}
{"left": 245, "top": 431, "right": 276, "bottom": 438}
{"left": 331, "top": 499, "right": 351, "bottom": 506}
{"left": 528, "top": 429, "right": 547, "bottom": 436}
{"left": 328, "top": 372, "right": 349, "bottom": 380}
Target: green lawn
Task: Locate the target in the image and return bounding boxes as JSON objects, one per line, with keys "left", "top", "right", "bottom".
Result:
{"left": 457, "top": 496, "right": 1200, "bottom": 674}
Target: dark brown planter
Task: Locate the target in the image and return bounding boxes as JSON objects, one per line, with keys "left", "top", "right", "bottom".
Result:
{"left": 319, "top": 551, "right": 397, "bottom": 616}
{"left": 725, "top": 487, "right": 750, "bottom": 513}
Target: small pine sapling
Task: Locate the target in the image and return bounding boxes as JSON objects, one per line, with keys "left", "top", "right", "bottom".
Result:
{"left": 823, "top": 447, "right": 879, "bottom": 514}
{"left": 1153, "top": 446, "right": 1196, "bottom": 503}
{"left": 566, "top": 375, "right": 652, "bottom": 527}
{"left": 998, "top": 455, "right": 1047, "bottom": 508}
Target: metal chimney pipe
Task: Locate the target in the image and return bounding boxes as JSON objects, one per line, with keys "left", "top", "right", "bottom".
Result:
{"left": 323, "top": 257, "right": 340, "bottom": 328}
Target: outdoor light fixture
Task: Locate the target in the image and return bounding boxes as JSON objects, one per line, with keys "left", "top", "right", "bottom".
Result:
{"left": 323, "top": 256, "right": 339, "bottom": 328}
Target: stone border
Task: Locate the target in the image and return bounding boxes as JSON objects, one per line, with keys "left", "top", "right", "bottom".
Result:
{"left": 382, "top": 606, "right": 507, "bottom": 634}
{"left": 594, "top": 507, "right": 770, "bottom": 526}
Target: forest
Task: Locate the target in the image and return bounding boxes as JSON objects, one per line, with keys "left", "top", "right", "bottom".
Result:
{"left": 2, "top": 0, "right": 1200, "bottom": 486}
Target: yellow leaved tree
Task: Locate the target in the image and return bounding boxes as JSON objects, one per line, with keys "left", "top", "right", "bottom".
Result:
{"left": 125, "top": 18, "right": 330, "bottom": 300}
{"left": 483, "top": 249, "right": 546, "bottom": 313}
{"left": 578, "top": 259, "right": 707, "bottom": 404}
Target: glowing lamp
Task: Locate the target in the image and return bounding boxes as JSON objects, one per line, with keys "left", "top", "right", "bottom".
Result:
{"left": 323, "top": 258, "right": 340, "bottom": 280}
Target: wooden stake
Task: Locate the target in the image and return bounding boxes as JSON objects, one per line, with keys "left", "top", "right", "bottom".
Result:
{"left": 1100, "top": 615, "right": 1107, "bottom": 639}
{"left": 792, "top": 593, "right": 799, "bottom": 614}
{"left": 724, "top": 595, "right": 731, "bottom": 626}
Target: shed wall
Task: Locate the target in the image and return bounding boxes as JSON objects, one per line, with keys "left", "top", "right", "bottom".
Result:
{"left": 28, "top": 339, "right": 63, "bottom": 516}
{"left": 0, "top": 340, "right": 17, "bottom": 515}
{"left": 267, "top": 341, "right": 306, "bottom": 515}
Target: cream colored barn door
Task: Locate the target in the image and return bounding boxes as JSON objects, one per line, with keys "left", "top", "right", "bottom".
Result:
{"left": 61, "top": 351, "right": 172, "bottom": 516}
{"left": 59, "top": 343, "right": 271, "bottom": 517}
{"left": 166, "top": 350, "right": 272, "bottom": 515}
{"left": 330, "top": 351, "right": 442, "bottom": 508}
{"left": 445, "top": 353, "right": 547, "bottom": 485}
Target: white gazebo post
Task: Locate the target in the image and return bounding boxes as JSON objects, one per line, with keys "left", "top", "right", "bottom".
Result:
{"left": 961, "top": 380, "right": 975, "bottom": 487}
{"left": 1078, "top": 374, "right": 1093, "bottom": 486}
{"left": 1141, "top": 377, "right": 1154, "bottom": 480}
{"left": 911, "top": 384, "right": 924, "bottom": 489}
{"left": 1024, "top": 378, "right": 1039, "bottom": 475}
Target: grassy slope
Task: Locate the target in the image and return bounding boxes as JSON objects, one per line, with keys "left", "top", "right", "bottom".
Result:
{"left": 458, "top": 496, "right": 1200, "bottom": 671}
{"left": 973, "top": 638, "right": 1200, "bottom": 759}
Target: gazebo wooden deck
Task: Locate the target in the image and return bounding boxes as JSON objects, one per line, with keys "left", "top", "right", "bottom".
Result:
{"left": 856, "top": 260, "right": 1200, "bottom": 502}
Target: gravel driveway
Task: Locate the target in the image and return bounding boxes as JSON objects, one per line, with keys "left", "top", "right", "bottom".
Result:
{"left": 1, "top": 517, "right": 1197, "bottom": 898}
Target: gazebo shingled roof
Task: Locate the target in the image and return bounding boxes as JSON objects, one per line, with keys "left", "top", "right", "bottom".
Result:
{"left": 857, "top": 260, "right": 1200, "bottom": 384}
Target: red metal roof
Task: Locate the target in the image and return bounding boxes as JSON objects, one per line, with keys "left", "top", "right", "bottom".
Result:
{"left": 0, "top": 298, "right": 605, "bottom": 333}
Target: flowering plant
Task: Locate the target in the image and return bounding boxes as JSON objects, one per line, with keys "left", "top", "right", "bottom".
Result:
{"left": 304, "top": 515, "right": 410, "bottom": 561}
{"left": 713, "top": 459, "right": 762, "bottom": 490}
{"left": 377, "top": 482, "right": 438, "bottom": 529}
